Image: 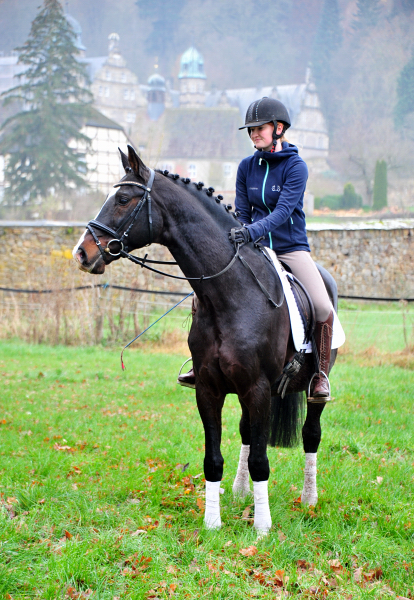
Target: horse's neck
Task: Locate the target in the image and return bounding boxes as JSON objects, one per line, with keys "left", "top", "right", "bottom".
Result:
{"left": 156, "top": 186, "right": 238, "bottom": 294}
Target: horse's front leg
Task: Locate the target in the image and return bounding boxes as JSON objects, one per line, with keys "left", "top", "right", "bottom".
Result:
{"left": 301, "top": 402, "right": 326, "bottom": 506}
{"left": 243, "top": 384, "right": 272, "bottom": 534}
{"left": 233, "top": 401, "right": 251, "bottom": 497}
{"left": 196, "top": 384, "right": 225, "bottom": 529}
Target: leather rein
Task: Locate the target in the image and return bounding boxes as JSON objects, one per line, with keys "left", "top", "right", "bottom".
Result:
{"left": 86, "top": 169, "right": 283, "bottom": 306}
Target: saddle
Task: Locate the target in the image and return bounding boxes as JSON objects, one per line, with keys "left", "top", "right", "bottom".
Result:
{"left": 260, "top": 253, "right": 317, "bottom": 398}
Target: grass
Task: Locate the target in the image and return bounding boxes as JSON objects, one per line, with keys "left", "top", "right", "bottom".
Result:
{"left": 0, "top": 331, "right": 413, "bottom": 598}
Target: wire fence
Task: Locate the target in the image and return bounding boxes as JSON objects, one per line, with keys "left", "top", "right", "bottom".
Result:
{"left": 0, "top": 280, "right": 413, "bottom": 356}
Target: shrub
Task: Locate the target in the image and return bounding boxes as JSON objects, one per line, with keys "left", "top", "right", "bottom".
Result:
{"left": 373, "top": 160, "right": 387, "bottom": 210}
{"left": 342, "top": 183, "right": 362, "bottom": 209}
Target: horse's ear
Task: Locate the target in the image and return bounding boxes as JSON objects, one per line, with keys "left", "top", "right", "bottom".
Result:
{"left": 118, "top": 147, "right": 131, "bottom": 173}
{"left": 127, "top": 144, "right": 149, "bottom": 182}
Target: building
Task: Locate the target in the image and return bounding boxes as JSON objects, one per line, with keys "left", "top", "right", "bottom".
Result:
{"left": 86, "top": 33, "right": 146, "bottom": 134}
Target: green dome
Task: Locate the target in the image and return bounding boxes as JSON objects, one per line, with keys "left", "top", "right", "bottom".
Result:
{"left": 178, "top": 47, "right": 206, "bottom": 80}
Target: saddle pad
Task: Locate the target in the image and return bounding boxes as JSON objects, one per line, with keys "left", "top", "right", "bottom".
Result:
{"left": 264, "top": 248, "right": 346, "bottom": 353}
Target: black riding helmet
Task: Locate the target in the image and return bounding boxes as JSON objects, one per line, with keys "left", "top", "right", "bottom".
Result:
{"left": 239, "top": 97, "right": 291, "bottom": 145}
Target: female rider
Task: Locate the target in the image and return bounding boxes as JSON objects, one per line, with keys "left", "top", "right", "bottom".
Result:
{"left": 178, "top": 97, "right": 333, "bottom": 402}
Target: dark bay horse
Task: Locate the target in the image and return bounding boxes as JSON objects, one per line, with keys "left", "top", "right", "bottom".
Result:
{"left": 73, "top": 145, "right": 338, "bottom": 533}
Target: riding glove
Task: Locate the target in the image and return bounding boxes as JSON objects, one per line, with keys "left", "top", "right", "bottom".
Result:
{"left": 229, "top": 226, "right": 251, "bottom": 246}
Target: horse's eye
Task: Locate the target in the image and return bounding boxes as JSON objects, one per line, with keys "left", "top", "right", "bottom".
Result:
{"left": 118, "top": 195, "right": 130, "bottom": 205}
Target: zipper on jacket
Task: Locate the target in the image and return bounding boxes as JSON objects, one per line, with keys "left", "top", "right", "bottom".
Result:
{"left": 259, "top": 158, "right": 273, "bottom": 250}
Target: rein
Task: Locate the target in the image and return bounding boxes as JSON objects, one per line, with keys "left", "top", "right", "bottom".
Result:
{"left": 85, "top": 169, "right": 283, "bottom": 304}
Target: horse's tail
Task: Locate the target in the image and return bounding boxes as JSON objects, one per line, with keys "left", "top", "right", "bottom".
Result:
{"left": 268, "top": 391, "right": 305, "bottom": 448}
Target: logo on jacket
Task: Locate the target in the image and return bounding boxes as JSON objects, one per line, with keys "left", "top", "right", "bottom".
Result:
{"left": 272, "top": 185, "right": 281, "bottom": 192}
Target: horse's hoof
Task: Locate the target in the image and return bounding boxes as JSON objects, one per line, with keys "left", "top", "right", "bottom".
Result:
{"left": 204, "top": 516, "right": 221, "bottom": 529}
{"left": 232, "top": 484, "right": 251, "bottom": 498}
{"left": 301, "top": 491, "right": 318, "bottom": 506}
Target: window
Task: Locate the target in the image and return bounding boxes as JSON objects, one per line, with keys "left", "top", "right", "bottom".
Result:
{"left": 105, "top": 87, "right": 110, "bottom": 97}
{"left": 188, "top": 163, "right": 197, "bottom": 179}
{"left": 105, "top": 70, "right": 111, "bottom": 81}
{"left": 130, "top": 90, "right": 135, "bottom": 101}
{"left": 121, "top": 72, "right": 126, "bottom": 83}
{"left": 98, "top": 86, "right": 103, "bottom": 96}
{"left": 161, "top": 163, "right": 173, "bottom": 173}
{"left": 223, "top": 163, "right": 232, "bottom": 178}
{"left": 123, "top": 89, "right": 129, "bottom": 100}
{"left": 126, "top": 112, "right": 136, "bottom": 123}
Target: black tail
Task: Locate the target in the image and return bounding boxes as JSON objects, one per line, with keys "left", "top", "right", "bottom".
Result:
{"left": 268, "top": 392, "right": 305, "bottom": 448}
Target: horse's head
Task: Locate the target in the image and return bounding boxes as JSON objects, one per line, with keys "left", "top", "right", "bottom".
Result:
{"left": 73, "top": 146, "right": 157, "bottom": 274}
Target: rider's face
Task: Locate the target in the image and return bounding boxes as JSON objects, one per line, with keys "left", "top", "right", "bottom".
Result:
{"left": 249, "top": 122, "right": 283, "bottom": 151}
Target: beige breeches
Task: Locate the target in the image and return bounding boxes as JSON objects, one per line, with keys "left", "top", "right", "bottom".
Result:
{"left": 277, "top": 251, "right": 332, "bottom": 322}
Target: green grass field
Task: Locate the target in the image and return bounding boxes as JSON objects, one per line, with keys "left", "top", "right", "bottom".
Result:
{"left": 0, "top": 334, "right": 413, "bottom": 599}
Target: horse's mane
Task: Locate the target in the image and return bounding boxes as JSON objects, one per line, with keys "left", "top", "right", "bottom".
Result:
{"left": 156, "top": 169, "right": 242, "bottom": 231}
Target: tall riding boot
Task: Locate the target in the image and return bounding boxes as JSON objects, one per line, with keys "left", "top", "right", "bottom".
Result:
{"left": 177, "top": 295, "right": 197, "bottom": 389}
{"left": 308, "top": 311, "right": 334, "bottom": 403}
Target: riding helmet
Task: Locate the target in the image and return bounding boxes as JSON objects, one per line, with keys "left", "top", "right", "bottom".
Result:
{"left": 239, "top": 97, "right": 291, "bottom": 143}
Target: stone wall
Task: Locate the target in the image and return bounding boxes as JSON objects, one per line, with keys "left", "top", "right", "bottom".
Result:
{"left": 0, "top": 220, "right": 413, "bottom": 300}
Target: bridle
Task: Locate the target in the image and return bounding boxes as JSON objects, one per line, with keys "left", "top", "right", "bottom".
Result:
{"left": 83, "top": 168, "right": 283, "bottom": 306}
{"left": 86, "top": 169, "right": 156, "bottom": 259}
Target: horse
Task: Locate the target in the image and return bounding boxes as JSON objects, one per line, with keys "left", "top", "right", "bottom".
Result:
{"left": 73, "top": 145, "right": 338, "bottom": 534}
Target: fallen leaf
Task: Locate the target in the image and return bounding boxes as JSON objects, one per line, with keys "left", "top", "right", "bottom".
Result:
{"left": 131, "top": 529, "right": 147, "bottom": 536}
{"left": 242, "top": 505, "right": 253, "bottom": 520}
{"left": 328, "top": 559, "right": 344, "bottom": 573}
{"left": 196, "top": 497, "right": 205, "bottom": 512}
{"left": 277, "top": 530, "right": 287, "bottom": 542}
{"left": 64, "top": 530, "right": 72, "bottom": 539}
{"left": 364, "top": 566, "right": 382, "bottom": 581}
{"left": 274, "top": 569, "right": 285, "bottom": 587}
{"left": 376, "top": 476, "right": 383, "bottom": 484}
{"left": 240, "top": 545, "right": 258, "bottom": 556}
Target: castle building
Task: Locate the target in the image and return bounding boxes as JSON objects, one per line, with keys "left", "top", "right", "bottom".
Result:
{"left": 86, "top": 33, "right": 146, "bottom": 133}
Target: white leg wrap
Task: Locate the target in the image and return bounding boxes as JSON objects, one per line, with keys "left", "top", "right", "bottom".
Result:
{"left": 253, "top": 480, "right": 272, "bottom": 533}
{"left": 233, "top": 444, "right": 251, "bottom": 497}
{"left": 204, "top": 480, "right": 222, "bottom": 529}
{"left": 301, "top": 453, "right": 318, "bottom": 506}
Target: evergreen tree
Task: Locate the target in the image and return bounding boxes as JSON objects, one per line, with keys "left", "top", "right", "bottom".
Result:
{"left": 394, "top": 50, "right": 414, "bottom": 128}
{"left": 372, "top": 160, "right": 387, "bottom": 210}
{"left": 0, "top": 0, "right": 92, "bottom": 205}
{"left": 311, "top": 0, "right": 342, "bottom": 130}
{"left": 352, "top": 0, "right": 382, "bottom": 30}
{"left": 341, "top": 183, "right": 362, "bottom": 209}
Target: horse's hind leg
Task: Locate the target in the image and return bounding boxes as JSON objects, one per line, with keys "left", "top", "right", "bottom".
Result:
{"left": 233, "top": 401, "right": 251, "bottom": 498}
{"left": 301, "top": 402, "right": 326, "bottom": 506}
{"left": 196, "top": 386, "right": 225, "bottom": 529}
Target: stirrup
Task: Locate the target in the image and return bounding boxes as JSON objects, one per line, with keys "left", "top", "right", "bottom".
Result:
{"left": 307, "top": 371, "right": 331, "bottom": 403}
{"left": 177, "top": 357, "right": 195, "bottom": 389}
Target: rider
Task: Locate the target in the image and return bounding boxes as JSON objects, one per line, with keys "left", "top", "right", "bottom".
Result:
{"left": 178, "top": 97, "right": 334, "bottom": 402}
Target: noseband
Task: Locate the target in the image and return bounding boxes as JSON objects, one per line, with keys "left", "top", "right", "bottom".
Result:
{"left": 86, "top": 169, "right": 156, "bottom": 259}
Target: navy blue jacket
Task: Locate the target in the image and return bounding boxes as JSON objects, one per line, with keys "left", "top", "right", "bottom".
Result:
{"left": 235, "top": 142, "right": 310, "bottom": 254}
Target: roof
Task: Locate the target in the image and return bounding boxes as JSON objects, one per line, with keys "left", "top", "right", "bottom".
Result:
{"left": 158, "top": 107, "right": 252, "bottom": 160}
{"left": 206, "top": 85, "right": 307, "bottom": 127}
{"left": 85, "top": 108, "right": 124, "bottom": 130}
{"left": 178, "top": 47, "right": 206, "bottom": 80}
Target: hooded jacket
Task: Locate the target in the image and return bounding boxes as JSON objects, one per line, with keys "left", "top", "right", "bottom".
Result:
{"left": 235, "top": 142, "right": 310, "bottom": 254}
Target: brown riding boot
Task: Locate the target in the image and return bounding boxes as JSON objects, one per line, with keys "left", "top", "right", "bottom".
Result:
{"left": 308, "top": 311, "right": 334, "bottom": 403}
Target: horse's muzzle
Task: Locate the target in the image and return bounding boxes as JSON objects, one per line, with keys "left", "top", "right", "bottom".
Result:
{"left": 73, "top": 245, "right": 106, "bottom": 274}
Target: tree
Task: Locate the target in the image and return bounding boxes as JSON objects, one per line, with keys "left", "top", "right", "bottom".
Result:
{"left": 372, "top": 160, "right": 387, "bottom": 210}
{"left": 311, "top": 0, "right": 342, "bottom": 131}
{"left": 135, "top": 0, "right": 186, "bottom": 76}
{"left": 352, "top": 0, "right": 382, "bottom": 30}
{"left": 394, "top": 50, "right": 414, "bottom": 129}
{"left": 0, "top": 0, "right": 93, "bottom": 206}
{"left": 341, "top": 183, "right": 362, "bottom": 209}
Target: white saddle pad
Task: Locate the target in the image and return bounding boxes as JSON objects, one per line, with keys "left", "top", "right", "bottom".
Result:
{"left": 264, "top": 248, "right": 346, "bottom": 353}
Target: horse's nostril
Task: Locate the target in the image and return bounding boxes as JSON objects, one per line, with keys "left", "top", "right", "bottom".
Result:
{"left": 76, "top": 247, "right": 86, "bottom": 264}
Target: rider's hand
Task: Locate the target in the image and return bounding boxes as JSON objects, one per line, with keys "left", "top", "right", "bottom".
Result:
{"left": 229, "top": 226, "right": 251, "bottom": 246}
